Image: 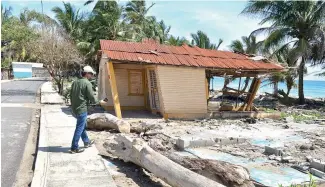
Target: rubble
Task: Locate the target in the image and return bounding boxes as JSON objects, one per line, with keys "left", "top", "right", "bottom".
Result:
{"left": 88, "top": 101, "right": 325, "bottom": 186}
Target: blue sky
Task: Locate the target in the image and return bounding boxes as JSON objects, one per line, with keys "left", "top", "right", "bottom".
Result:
{"left": 2, "top": 0, "right": 324, "bottom": 80}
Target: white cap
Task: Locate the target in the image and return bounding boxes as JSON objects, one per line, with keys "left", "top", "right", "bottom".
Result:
{"left": 83, "top": 65, "right": 96, "bottom": 74}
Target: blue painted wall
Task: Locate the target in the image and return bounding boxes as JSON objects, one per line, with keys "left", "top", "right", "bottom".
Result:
{"left": 13, "top": 72, "right": 33, "bottom": 78}
{"left": 12, "top": 62, "right": 33, "bottom": 78}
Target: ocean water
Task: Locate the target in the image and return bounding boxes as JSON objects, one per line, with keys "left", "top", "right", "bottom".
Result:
{"left": 211, "top": 77, "right": 325, "bottom": 99}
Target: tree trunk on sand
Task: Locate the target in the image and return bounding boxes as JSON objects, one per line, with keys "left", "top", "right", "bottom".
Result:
{"left": 168, "top": 154, "right": 254, "bottom": 187}
{"left": 87, "top": 113, "right": 130, "bottom": 133}
{"left": 105, "top": 135, "right": 224, "bottom": 187}
{"left": 298, "top": 58, "right": 305, "bottom": 104}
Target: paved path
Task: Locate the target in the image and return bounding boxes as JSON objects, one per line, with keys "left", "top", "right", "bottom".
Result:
{"left": 1, "top": 79, "right": 46, "bottom": 187}
{"left": 32, "top": 82, "right": 115, "bottom": 187}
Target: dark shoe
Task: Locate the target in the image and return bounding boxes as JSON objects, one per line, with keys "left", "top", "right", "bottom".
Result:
{"left": 84, "top": 140, "right": 95, "bottom": 148}
{"left": 69, "top": 148, "right": 85, "bottom": 154}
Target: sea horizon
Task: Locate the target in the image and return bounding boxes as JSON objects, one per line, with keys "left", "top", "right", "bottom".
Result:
{"left": 211, "top": 77, "right": 325, "bottom": 99}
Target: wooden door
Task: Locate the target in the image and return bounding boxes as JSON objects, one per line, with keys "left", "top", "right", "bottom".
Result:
{"left": 147, "top": 69, "right": 160, "bottom": 112}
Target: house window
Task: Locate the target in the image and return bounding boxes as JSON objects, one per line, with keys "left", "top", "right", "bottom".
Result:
{"left": 128, "top": 69, "right": 144, "bottom": 96}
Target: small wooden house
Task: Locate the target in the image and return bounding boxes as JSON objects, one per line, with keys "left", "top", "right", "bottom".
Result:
{"left": 98, "top": 39, "right": 283, "bottom": 119}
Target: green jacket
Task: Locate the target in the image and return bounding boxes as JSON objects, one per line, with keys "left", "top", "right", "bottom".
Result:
{"left": 70, "top": 78, "right": 97, "bottom": 115}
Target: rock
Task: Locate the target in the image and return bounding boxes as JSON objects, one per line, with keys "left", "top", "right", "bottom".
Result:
{"left": 283, "top": 125, "right": 290, "bottom": 129}
{"left": 285, "top": 116, "right": 294, "bottom": 123}
{"left": 268, "top": 155, "right": 276, "bottom": 160}
{"left": 306, "top": 156, "right": 313, "bottom": 162}
{"left": 292, "top": 163, "right": 310, "bottom": 172}
{"left": 300, "top": 144, "right": 311, "bottom": 150}
{"left": 282, "top": 156, "right": 294, "bottom": 163}
{"left": 300, "top": 144, "right": 315, "bottom": 150}
{"left": 243, "top": 118, "right": 256, "bottom": 124}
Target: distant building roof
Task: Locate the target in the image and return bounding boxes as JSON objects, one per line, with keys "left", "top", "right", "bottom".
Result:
{"left": 100, "top": 39, "right": 283, "bottom": 73}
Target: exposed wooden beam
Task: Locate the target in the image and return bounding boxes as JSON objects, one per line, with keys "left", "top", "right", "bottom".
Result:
{"left": 107, "top": 61, "right": 122, "bottom": 118}
{"left": 245, "top": 78, "right": 261, "bottom": 111}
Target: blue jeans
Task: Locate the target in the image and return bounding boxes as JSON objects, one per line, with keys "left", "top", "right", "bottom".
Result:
{"left": 71, "top": 112, "right": 89, "bottom": 150}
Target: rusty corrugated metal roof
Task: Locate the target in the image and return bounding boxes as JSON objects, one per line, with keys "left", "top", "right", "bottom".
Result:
{"left": 100, "top": 40, "right": 283, "bottom": 72}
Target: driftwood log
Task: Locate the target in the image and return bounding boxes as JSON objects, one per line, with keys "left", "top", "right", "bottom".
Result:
{"left": 130, "top": 121, "right": 163, "bottom": 133}
{"left": 168, "top": 153, "right": 254, "bottom": 187}
{"left": 87, "top": 113, "right": 130, "bottom": 133}
{"left": 106, "top": 135, "right": 225, "bottom": 187}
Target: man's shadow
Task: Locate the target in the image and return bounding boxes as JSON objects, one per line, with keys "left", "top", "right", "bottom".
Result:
{"left": 38, "top": 146, "right": 71, "bottom": 153}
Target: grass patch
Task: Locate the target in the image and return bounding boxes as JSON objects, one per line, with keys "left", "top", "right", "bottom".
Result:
{"left": 261, "top": 107, "right": 278, "bottom": 113}
{"left": 278, "top": 174, "right": 317, "bottom": 187}
{"left": 281, "top": 112, "right": 321, "bottom": 122}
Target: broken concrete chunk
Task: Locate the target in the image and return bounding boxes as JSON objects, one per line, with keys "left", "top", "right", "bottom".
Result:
{"left": 268, "top": 155, "right": 276, "bottom": 160}
{"left": 292, "top": 163, "right": 310, "bottom": 173}
{"left": 87, "top": 113, "right": 130, "bottom": 133}
{"left": 282, "top": 156, "right": 295, "bottom": 163}
{"left": 306, "top": 156, "right": 313, "bottom": 162}
{"left": 310, "top": 159, "right": 325, "bottom": 172}
{"left": 310, "top": 168, "right": 325, "bottom": 179}
{"left": 285, "top": 116, "right": 294, "bottom": 123}
{"left": 176, "top": 137, "right": 216, "bottom": 150}
{"left": 264, "top": 146, "right": 284, "bottom": 156}
{"left": 215, "top": 137, "right": 246, "bottom": 145}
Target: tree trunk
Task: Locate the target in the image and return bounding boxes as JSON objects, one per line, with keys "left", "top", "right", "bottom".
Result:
{"left": 168, "top": 154, "right": 254, "bottom": 187}
{"left": 286, "top": 86, "right": 292, "bottom": 96}
{"left": 273, "top": 82, "right": 278, "bottom": 96}
{"left": 241, "top": 77, "right": 250, "bottom": 92}
{"left": 298, "top": 58, "right": 305, "bottom": 104}
{"left": 106, "top": 135, "right": 224, "bottom": 187}
{"left": 87, "top": 113, "right": 131, "bottom": 133}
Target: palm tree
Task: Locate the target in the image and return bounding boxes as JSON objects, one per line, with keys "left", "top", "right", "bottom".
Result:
{"left": 191, "top": 30, "right": 223, "bottom": 49}
{"left": 52, "top": 2, "right": 84, "bottom": 40}
{"left": 81, "top": 0, "right": 123, "bottom": 67}
{"left": 242, "top": 1, "right": 325, "bottom": 104}
{"left": 122, "top": 0, "right": 157, "bottom": 41}
{"left": 157, "top": 20, "right": 171, "bottom": 44}
{"left": 272, "top": 46, "right": 299, "bottom": 97}
{"left": 229, "top": 35, "right": 263, "bottom": 55}
{"left": 229, "top": 35, "right": 263, "bottom": 92}
{"left": 124, "top": 0, "right": 155, "bottom": 25}
{"left": 167, "top": 35, "right": 189, "bottom": 46}
{"left": 1, "top": 5, "right": 12, "bottom": 23}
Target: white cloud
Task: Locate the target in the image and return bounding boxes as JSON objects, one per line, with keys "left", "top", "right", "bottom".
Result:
{"left": 190, "top": 9, "right": 261, "bottom": 50}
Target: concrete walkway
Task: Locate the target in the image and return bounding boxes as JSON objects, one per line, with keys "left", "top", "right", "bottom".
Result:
{"left": 32, "top": 82, "right": 116, "bottom": 187}
{"left": 40, "top": 82, "right": 64, "bottom": 104}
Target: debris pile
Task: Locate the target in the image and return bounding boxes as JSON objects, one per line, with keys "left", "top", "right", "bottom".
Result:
{"left": 88, "top": 105, "right": 325, "bottom": 186}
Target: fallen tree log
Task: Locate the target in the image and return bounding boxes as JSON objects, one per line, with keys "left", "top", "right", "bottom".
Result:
{"left": 130, "top": 121, "right": 163, "bottom": 133}
{"left": 105, "top": 134, "right": 225, "bottom": 187}
{"left": 87, "top": 113, "right": 130, "bottom": 133}
{"left": 168, "top": 153, "right": 254, "bottom": 187}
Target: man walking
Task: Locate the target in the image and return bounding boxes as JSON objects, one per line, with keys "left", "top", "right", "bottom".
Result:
{"left": 70, "top": 65, "right": 97, "bottom": 153}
